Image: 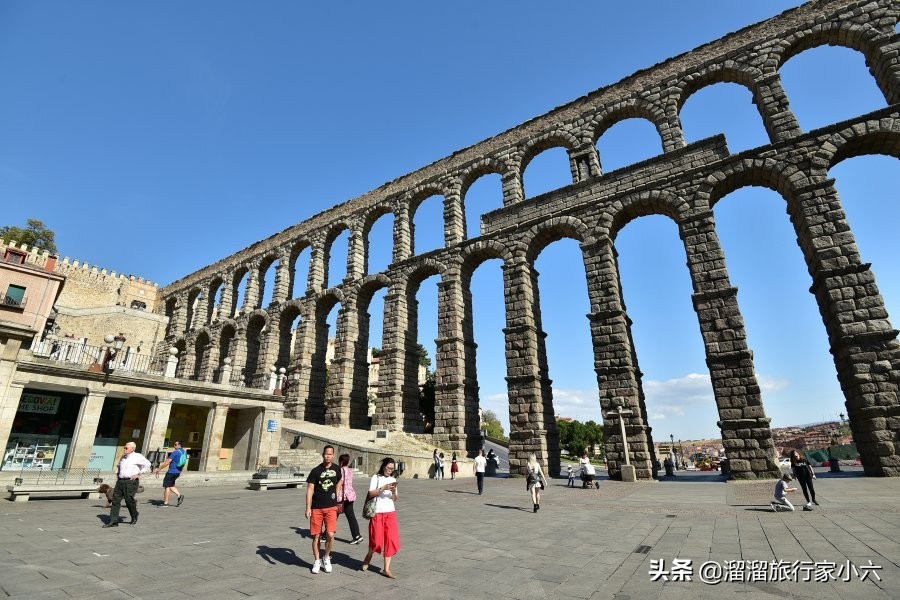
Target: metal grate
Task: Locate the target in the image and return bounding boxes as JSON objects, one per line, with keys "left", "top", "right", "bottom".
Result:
{"left": 635, "top": 545, "right": 652, "bottom": 554}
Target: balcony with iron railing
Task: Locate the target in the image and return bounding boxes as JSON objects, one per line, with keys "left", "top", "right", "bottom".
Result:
{"left": 30, "top": 338, "right": 276, "bottom": 392}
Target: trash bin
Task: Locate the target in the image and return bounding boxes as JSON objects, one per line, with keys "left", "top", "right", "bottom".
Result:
{"left": 720, "top": 459, "right": 730, "bottom": 478}
{"left": 664, "top": 458, "right": 674, "bottom": 477}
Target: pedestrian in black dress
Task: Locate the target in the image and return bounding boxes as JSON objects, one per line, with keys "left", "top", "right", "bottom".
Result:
{"left": 789, "top": 449, "right": 818, "bottom": 510}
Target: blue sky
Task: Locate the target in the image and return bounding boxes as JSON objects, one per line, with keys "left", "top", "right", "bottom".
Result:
{"left": 1, "top": 2, "right": 897, "bottom": 440}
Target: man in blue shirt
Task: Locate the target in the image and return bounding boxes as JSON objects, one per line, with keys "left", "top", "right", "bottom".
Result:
{"left": 154, "top": 440, "right": 186, "bottom": 507}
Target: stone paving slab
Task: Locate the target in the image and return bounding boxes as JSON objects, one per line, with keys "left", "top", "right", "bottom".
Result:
{"left": 0, "top": 470, "right": 897, "bottom": 599}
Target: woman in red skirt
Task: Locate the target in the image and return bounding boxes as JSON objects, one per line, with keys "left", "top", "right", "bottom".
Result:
{"left": 450, "top": 451, "right": 459, "bottom": 479}
{"left": 361, "top": 457, "right": 401, "bottom": 578}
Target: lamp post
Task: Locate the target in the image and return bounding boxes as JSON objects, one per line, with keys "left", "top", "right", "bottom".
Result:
{"left": 90, "top": 333, "right": 126, "bottom": 373}
{"left": 608, "top": 401, "right": 635, "bottom": 482}
{"left": 670, "top": 433, "right": 676, "bottom": 471}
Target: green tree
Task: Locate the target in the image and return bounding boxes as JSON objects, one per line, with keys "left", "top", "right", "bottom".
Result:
{"left": 416, "top": 343, "right": 431, "bottom": 368}
{"left": 482, "top": 409, "right": 507, "bottom": 441}
{"left": 419, "top": 369, "right": 436, "bottom": 432}
{"left": 0, "top": 219, "right": 57, "bottom": 254}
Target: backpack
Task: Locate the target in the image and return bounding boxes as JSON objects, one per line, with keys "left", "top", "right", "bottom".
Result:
{"left": 176, "top": 449, "right": 188, "bottom": 469}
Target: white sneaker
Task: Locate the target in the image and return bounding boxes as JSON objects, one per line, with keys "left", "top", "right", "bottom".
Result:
{"left": 322, "top": 556, "right": 332, "bottom": 573}
{"left": 311, "top": 559, "right": 321, "bottom": 574}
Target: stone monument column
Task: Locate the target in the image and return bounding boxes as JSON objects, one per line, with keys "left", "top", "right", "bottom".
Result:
{"left": 326, "top": 300, "right": 358, "bottom": 427}
{"left": 65, "top": 390, "right": 107, "bottom": 469}
{"left": 143, "top": 398, "right": 173, "bottom": 457}
{"left": 201, "top": 404, "right": 230, "bottom": 471}
{"left": 374, "top": 284, "right": 406, "bottom": 430}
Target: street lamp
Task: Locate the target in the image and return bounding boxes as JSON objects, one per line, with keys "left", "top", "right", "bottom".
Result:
{"left": 89, "top": 333, "right": 126, "bottom": 373}
{"left": 670, "top": 434, "right": 676, "bottom": 471}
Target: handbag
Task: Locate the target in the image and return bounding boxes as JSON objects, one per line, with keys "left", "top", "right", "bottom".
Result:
{"left": 363, "top": 475, "right": 380, "bottom": 520}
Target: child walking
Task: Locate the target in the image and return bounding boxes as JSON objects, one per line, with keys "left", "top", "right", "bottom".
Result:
{"left": 771, "top": 473, "right": 797, "bottom": 512}
{"left": 567, "top": 466, "right": 576, "bottom": 487}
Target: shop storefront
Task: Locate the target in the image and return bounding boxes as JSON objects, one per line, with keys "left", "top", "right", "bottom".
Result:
{"left": 1, "top": 389, "right": 83, "bottom": 471}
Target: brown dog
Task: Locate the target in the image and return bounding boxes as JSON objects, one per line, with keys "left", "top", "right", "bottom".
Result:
{"left": 98, "top": 483, "right": 144, "bottom": 508}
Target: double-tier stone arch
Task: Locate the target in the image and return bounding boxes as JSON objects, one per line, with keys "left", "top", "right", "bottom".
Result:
{"left": 518, "top": 130, "right": 581, "bottom": 201}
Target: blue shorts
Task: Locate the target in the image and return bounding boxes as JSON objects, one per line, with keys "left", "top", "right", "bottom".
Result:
{"left": 162, "top": 473, "right": 181, "bottom": 488}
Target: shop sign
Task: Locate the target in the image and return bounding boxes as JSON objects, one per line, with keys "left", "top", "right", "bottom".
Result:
{"left": 19, "top": 393, "right": 61, "bottom": 415}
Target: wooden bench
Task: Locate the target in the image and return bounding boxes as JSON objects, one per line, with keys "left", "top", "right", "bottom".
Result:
{"left": 7, "top": 484, "right": 103, "bottom": 502}
{"left": 248, "top": 474, "right": 306, "bottom": 491}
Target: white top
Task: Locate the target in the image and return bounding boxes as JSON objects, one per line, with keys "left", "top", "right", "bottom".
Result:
{"left": 474, "top": 455, "right": 487, "bottom": 473}
{"left": 369, "top": 474, "right": 396, "bottom": 513}
{"left": 116, "top": 452, "right": 151, "bottom": 479}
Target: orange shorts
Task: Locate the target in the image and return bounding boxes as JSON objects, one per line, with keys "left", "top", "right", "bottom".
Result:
{"left": 309, "top": 506, "right": 339, "bottom": 534}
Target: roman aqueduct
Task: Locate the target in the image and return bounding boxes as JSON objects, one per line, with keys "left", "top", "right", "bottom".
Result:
{"left": 158, "top": 0, "right": 900, "bottom": 479}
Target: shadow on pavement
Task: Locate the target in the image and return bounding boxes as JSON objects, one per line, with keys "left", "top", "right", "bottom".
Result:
{"left": 484, "top": 503, "right": 531, "bottom": 512}
{"left": 257, "top": 545, "right": 303, "bottom": 566}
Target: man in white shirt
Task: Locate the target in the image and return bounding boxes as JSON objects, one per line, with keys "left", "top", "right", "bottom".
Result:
{"left": 104, "top": 442, "right": 151, "bottom": 527}
{"left": 473, "top": 449, "right": 487, "bottom": 495}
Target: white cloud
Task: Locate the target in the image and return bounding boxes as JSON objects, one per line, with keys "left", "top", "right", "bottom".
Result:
{"left": 478, "top": 371, "right": 791, "bottom": 440}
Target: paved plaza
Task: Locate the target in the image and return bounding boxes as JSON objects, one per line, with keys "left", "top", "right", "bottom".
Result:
{"left": 1, "top": 468, "right": 898, "bottom": 600}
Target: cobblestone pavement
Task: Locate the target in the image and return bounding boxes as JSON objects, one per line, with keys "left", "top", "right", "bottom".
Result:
{"left": 1, "top": 469, "right": 897, "bottom": 599}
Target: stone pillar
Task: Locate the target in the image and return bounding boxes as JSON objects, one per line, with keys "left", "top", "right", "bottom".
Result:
{"left": 401, "top": 289, "right": 425, "bottom": 434}
{"left": 243, "top": 260, "right": 261, "bottom": 311}
{"left": 229, "top": 327, "right": 248, "bottom": 386}
{"left": 501, "top": 167, "right": 524, "bottom": 207}
{"left": 193, "top": 288, "right": 209, "bottom": 329}
{"left": 443, "top": 180, "right": 466, "bottom": 247}
{"left": 661, "top": 99, "right": 687, "bottom": 152}
{"left": 307, "top": 236, "right": 327, "bottom": 292}
{"left": 289, "top": 313, "right": 324, "bottom": 423}
{"left": 582, "top": 237, "right": 654, "bottom": 480}
{"left": 349, "top": 303, "right": 372, "bottom": 429}
{"left": 170, "top": 295, "right": 188, "bottom": 338}
{"left": 789, "top": 179, "right": 899, "bottom": 476}
{"left": 392, "top": 198, "right": 413, "bottom": 262}
{"left": 219, "top": 270, "right": 235, "bottom": 321}
{"left": 201, "top": 404, "right": 230, "bottom": 471}
{"left": 143, "top": 398, "right": 173, "bottom": 455}
{"left": 0, "top": 382, "right": 25, "bottom": 461}
{"left": 374, "top": 285, "right": 406, "bottom": 430}
{"left": 66, "top": 390, "right": 107, "bottom": 469}
{"left": 258, "top": 406, "right": 284, "bottom": 468}
{"left": 231, "top": 408, "right": 261, "bottom": 470}
{"left": 273, "top": 252, "right": 292, "bottom": 303}
{"left": 194, "top": 339, "right": 213, "bottom": 382}
{"left": 177, "top": 340, "right": 195, "bottom": 379}
{"left": 568, "top": 146, "right": 601, "bottom": 183}
{"left": 326, "top": 300, "right": 357, "bottom": 427}
{"left": 871, "top": 34, "right": 900, "bottom": 105}
{"left": 681, "top": 210, "right": 780, "bottom": 479}
{"left": 433, "top": 273, "right": 475, "bottom": 454}
{"left": 502, "top": 255, "right": 557, "bottom": 475}
{"left": 752, "top": 73, "right": 802, "bottom": 142}
{"left": 165, "top": 347, "right": 179, "bottom": 378}
{"left": 346, "top": 222, "right": 366, "bottom": 282}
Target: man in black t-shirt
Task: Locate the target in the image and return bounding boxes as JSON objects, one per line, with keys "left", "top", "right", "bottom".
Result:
{"left": 305, "top": 445, "right": 342, "bottom": 574}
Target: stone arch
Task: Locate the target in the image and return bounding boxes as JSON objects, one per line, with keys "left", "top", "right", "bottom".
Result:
{"left": 256, "top": 253, "right": 279, "bottom": 308}
{"left": 322, "top": 221, "right": 352, "bottom": 289}
{"left": 695, "top": 158, "right": 807, "bottom": 212}
{"left": 674, "top": 63, "right": 762, "bottom": 113}
{"left": 231, "top": 265, "right": 250, "bottom": 317}
{"left": 206, "top": 276, "right": 224, "bottom": 324}
{"left": 458, "top": 158, "right": 507, "bottom": 200}
{"left": 590, "top": 98, "right": 669, "bottom": 148}
{"left": 604, "top": 189, "right": 692, "bottom": 241}
{"left": 519, "top": 129, "right": 581, "bottom": 177}
{"left": 287, "top": 239, "right": 313, "bottom": 299}
{"left": 356, "top": 273, "right": 392, "bottom": 311}
{"left": 813, "top": 122, "right": 900, "bottom": 173}
{"left": 523, "top": 215, "right": 591, "bottom": 263}
{"left": 769, "top": 23, "right": 897, "bottom": 104}
{"left": 192, "top": 330, "right": 211, "bottom": 381}
{"left": 242, "top": 311, "right": 270, "bottom": 387}
{"left": 277, "top": 301, "right": 304, "bottom": 369}
{"left": 360, "top": 201, "right": 395, "bottom": 275}
{"left": 406, "top": 183, "right": 450, "bottom": 256}
{"left": 216, "top": 321, "right": 238, "bottom": 383}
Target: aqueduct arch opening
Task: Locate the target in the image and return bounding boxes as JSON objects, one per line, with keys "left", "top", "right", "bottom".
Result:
{"left": 159, "top": 0, "right": 900, "bottom": 479}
